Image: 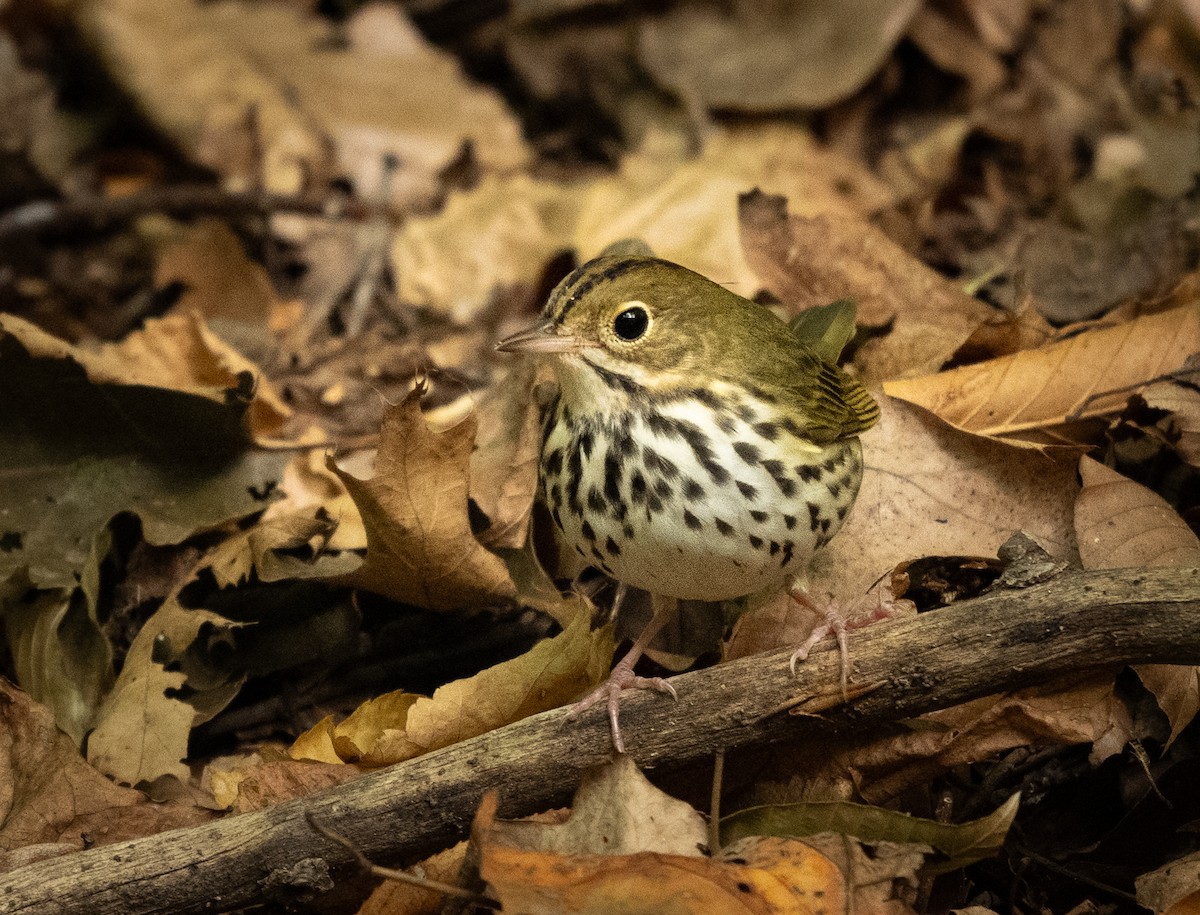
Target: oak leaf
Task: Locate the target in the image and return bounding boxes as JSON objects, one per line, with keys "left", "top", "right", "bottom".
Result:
{"left": 331, "top": 385, "right": 516, "bottom": 611}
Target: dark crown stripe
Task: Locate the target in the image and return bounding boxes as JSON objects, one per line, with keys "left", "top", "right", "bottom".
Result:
{"left": 547, "top": 257, "right": 642, "bottom": 323}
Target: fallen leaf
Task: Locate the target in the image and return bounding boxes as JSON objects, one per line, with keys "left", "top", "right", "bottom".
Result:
{"left": 0, "top": 680, "right": 212, "bottom": 864}
{"left": 205, "top": 511, "right": 359, "bottom": 587}
{"left": 1074, "top": 456, "right": 1200, "bottom": 745}
{"left": 0, "top": 314, "right": 287, "bottom": 591}
{"left": 291, "top": 599, "right": 612, "bottom": 766}
{"left": 470, "top": 361, "right": 552, "bottom": 550}
{"left": 331, "top": 384, "right": 517, "bottom": 611}
{"left": 1, "top": 531, "right": 113, "bottom": 745}
{"left": 751, "top": 675, "right": 1132, "bottom": 807}
{"left": 393, "top": 123, "right": 891, "bottom": 322}
{"left": 887, "top": 302, "right": 1200, "bottom": 448}
{"left": 577, "top": 125, "right": 892, "bottom": 301}
{"left": 1137, "top": 849, "right": 1200, "bottom": 915}
{"left": 1075, "top": 456, "right": 1200, "bottom": 570}
{"left": 265, "top": 450, "right": 367, "bottom": 552}
{"left": 721, "top": 792, "right": 1020, "bottom": 875}
{"left": 489, "top": 756, "right": 708, "bottom": 857}
{"left": 1144, "top": 380, "right": 1200, "bottom": 467}
{"left": 739, "top": 190, "right": 994, "bottom": 382}
{"left": 637, "top": 0, "right": 922, "bottom": 110}
{"left": 72, "top": 0, "right": 526, "bottom": 202}
{"left": 87, "top": 586, "right": 244, "bottom": 785}
{"left": 357, "top": 842, "right": 467, "bottom": 915}
{"left": 808, "top": 396, "right": 1078, "bottom": 600}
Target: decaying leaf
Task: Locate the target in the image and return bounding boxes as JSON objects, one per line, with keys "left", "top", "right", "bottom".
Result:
{"left": 0, "top": 680, "right": 212, "bottom": 864}
{"left": 750, "top": 675, "right": 1132, "bottom": 808}
{"left": 290, "top": 599, "right": 612, "bottom": 766}
{"left": 884, "top": 304, "right": 1200, "bottom": 448}
{"left": 1137, "top": 849, "right": 1200, "bottom": 915}
{"left": 72, "top": 0, "right": 526, "bottom": 201}
{"left": 2, "top": 531, "right": 113, "bottom": 746}
{"left": 721, "top": 792, "right": 1019, "bottom": 876}
{"left": 331, "top": 384, "right": 517, "bottom": 611}
{"left": 0, "top": 313, "right": 287, "bottom": 592}
{"left": 206, "top": 511, "right": 359, "bottom": 587}
{"left": 739, "top": 189, "right": 994, "bottom": 382}
{"left": 1143, "top": 380, "right": 1200, "bottom": 466}
{"left": 1074, "top": 456, "right": 1200, "bottom": 745}
{"left": 808, "top": 396, "right": 1078, "bottom": 600}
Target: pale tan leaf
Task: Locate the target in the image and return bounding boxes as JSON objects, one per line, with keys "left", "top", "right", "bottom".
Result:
{"left": 577, "top": 124, "right": 893, "bottom": 302}
{"left": 265, "top": 450, "right": 367, "bottom": 552}
{"left": 490, "top": 756, "right": 707, "bottom": 857}
{"left": 739, "top": 190, "right": 994, "bottom": 382}
{"left": 884, "top": 304, "right": 1200, "bottom": 446}
{"left": 331, "top": 385, "right": 517, "bottom": 611}
{"left": 72, "top": 0, "right": 526, "bottom": 201}
{"left": 1074, "top": 456, "right": 1200, "bottom": 744}
{"left": 1075, "top": 456, "right": 1200, "bottom": 569}
{"left": 808, "top": 396, "right": 1078, "bottom": 600}
{"left": 1137, "top": 850, "right": 1200, "bottom": 915}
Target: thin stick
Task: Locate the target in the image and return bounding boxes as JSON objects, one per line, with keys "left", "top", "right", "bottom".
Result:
{"left": 304, "top": 812, "right": 496, "bottom": 906}
{"left": 708, "top": 750, "right": 725, "bottom": 855}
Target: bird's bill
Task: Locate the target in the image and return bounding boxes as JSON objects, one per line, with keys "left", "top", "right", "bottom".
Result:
{"left": 495, "top": 322, "right": 596, "bottom": 354}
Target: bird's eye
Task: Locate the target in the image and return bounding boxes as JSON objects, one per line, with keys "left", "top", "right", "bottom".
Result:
{"left": 612, "top": 306, "right": 649, "bottom": 341}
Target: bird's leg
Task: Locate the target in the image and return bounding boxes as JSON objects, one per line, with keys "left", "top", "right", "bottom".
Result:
{"left": 568, "top": 592, "right": 679, "bottom": 754}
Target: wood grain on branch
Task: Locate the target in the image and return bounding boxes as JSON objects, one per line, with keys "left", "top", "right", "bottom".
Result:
{"left": 2, "top": 567, "right": 1198, "bottom": 914}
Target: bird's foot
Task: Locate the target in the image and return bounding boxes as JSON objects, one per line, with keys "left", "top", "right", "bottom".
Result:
{"left": 787, "top": 584, "right": 904, "bottom": 696}
{"left": 568, "top": 653, "right": 678, "bottom": 754}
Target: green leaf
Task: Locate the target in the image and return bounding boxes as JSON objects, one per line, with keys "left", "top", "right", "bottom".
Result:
{"left": 720, "top": 792, "right": 1020, "bottom": 874}
{"left": 788, "top": 298, "right": 858, "bottom": 362}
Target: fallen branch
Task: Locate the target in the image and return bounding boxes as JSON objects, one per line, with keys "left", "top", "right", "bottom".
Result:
{"left": 2, "top": 567, "right": 1198, "bottom": 914}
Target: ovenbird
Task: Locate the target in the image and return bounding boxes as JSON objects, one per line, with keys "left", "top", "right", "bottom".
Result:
{"left": 497, "top": 255, "right": 879, "bottom": 751}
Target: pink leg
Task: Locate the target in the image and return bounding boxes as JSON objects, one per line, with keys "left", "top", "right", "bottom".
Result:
{"left": 568, "top": 594, "right": 679, "bottom": 753}
{"left": 787, "top": 583, "right": 905, "bottom": 695}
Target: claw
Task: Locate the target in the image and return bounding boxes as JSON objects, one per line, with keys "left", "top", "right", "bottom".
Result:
{"left": 569, "top": 665, "right": 677, "bottom": 754}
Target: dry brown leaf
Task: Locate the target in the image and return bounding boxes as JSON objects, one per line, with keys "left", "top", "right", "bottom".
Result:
{"left": 738, "top": 190, "right": 994, "bottom": 382}
{"left": 884, "top": 304, "right": 1200, "bottom": 447}
{"left": 1075, "top": 457, "right": 1200, "bottom": 570}
{"left": 1137, "top": 849, "right": 1200, "bottom": 915}
{"left": 205, "top": 511, "right": 359, "bottom": 587}
{"left": 488, "top": 756, "right": 707, "bottom": 858}
{"left": 1074, "top": 456, "right": 1200, "bottom": 744}
{"left": 477, "top": 781, "right": 849, "bottom": 915}
{"left": 154, "top": 219, "right": 282, "bottom": 327}
{"left": 754, "top": 675, "right": 1131, "bottom": 807}
{"left": 808, "top": 396, "right": 1078, "bottom": 600}
{"left": 290, "top": 602, "right": 612, "bottom": 766}
{"left": 637, "top": 0, "right": 922, "bottom": 110}
{"left": 577, "top": 124, "right": 893, "bottom": 301}
{"left": 223, "top": 759, "right": 363, "bottom": 814}
{"left": 1143, "top": 380, "right": 1200, "bottom": 466}
{"left": 356, "top": 842, "right": 467, "bottom": 915}
{"left": 0, "top": 680, "right": 212, "bottom": 864}
{"left": 470, "top": 361, "right": 552, "bottom": 550}
{"left": 72, "top": 0, "right": 526, "bottom": 202}
{"left": 332, "top": 385, "right": 516, "bottom": 611}
{"left": 0, "top": 311, "right": 289, "bottom": 439}
{"left": 393, "top": 123, "right": 891, "bottom": 322}
{"left": 265, "top": 450, "right": 367, "bottom": 552}
{"left": 87, "top": 590, "right": 243, "bottom": 786}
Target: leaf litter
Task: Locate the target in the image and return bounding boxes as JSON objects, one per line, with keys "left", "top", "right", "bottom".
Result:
{"left": 2, "top": 0, "right": 1200, "bottom": 911}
